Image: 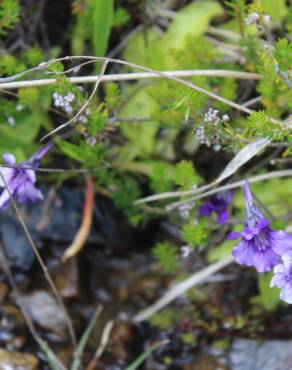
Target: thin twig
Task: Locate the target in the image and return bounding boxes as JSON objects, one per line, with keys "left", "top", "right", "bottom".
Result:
{"left": 0, "top": 163, "right": 111, "bottom": 173}
{"left": 165, "top": 169, "right": 292, "bottom": 212}
{"left": 135, "top": 169, "right": 292, "bottom": 205}
{"left": 0, "top": 172, "right": 77, "bottom": 347}
{"left": 0, "top": 69, "right": 262, "bottom": 89}
{"left": 0, "top": 55, "right": 256, "bottom": 115}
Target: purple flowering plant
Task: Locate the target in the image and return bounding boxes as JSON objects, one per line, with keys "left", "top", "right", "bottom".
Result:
{"left": 199, "top": 190, "right": 233, "bottom": 224}
{"left": 227, "top": 179, "right": 292, "bottom": 303}
{"left": 0, "top": 143, "right": 53, "bottom": 209}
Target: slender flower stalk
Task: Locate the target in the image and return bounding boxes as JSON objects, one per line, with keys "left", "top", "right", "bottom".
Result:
{"left": 228, "top": 179, "right": 292, "bottom": 272}
{"left": 0, "top": 143, "right": 53, "bottom": 209}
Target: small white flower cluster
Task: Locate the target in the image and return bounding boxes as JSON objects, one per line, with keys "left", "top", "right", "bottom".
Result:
{"left": 77, "top": 107, "right": 91, "bottom": 124}
{"left": 246, "top": 12, "right": 271, "bottom": 26}
{"left": 53, "top": 92, "right": 75, "bottom": 114}
{"left": 204, "top": 108, "right": 229, "bottom": 125}
{"left": 195, "top": 108, "right": 229, "bottom": 151}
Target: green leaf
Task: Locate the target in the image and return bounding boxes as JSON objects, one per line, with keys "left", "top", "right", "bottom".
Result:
{"left": 123, "top": 0, "right": 223, "bottom": 69}
{"left": 162, "top": 0, "right": 223, "bottom": 52}
{"left": 118, "top": 87, "right": 159, "bottom": 160}
{"left": 252, "top": 272, "right": 281, "bottom": 312}
{"left": 208, "top": 240, "right": 234, "bottom": 262}
{"left": 181, "top": 221, "right": 208, "bottom": 248}
{"left": 174, "top": 160, "right": 200, "bottom": 191}
{"left": 70, "top": 308, "right": 102, "bottom": 370}
{"left": 262, "top": 0, "right": 288, "bottom": 21}
{"left": 56, "top": 140, "right": 85, "bottom": 162}
{"left": 153, "top": 242, "right": 178, "bottom": 274}
{"left": 125, "top": 341, "right": 168, "bottom": 370}
{"left": 92, "top": 0, "right": 113, "bottom": 59}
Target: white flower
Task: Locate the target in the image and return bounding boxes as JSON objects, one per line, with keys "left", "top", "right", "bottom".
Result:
{"left": 246, "top": 12, "right": 260, "bottom": 25}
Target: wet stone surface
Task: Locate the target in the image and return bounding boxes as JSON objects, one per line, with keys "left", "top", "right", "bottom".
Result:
{"left": 0, "top": 186, "right": 130, "bottom": 271}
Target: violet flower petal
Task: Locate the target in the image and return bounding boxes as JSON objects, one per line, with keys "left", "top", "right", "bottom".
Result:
{"left": 251, "top": 248, "right": 279, "bottom": 273}
{"left": 270, "top": 230, "right": 292, "bottom": 256}
{"left": 3, "top": 153, "right": 16, "bottom": 165}
{"left": 232, "top": 239, "right": 255, "bottom": 267}
{"left": 0, "top": 189, "right": 10, "bottom": 208}
{"left": 217, "top": 209, "right": 229, "bottom": 224}
{"left": 227, "top": 231, "right": 241, "bottom": 240}
{"left": 199, "top": 201, "right": 213, "bottom": 216}
{"left": 279, "top": 282, "right": 292, "bottom": 304}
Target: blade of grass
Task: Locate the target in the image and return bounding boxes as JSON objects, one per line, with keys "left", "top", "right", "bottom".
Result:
{"left": 124, "top": 340, "right": 169, "bottom": 370}
{"left": 71, "top": 306, "right": 103, "bottom": 370}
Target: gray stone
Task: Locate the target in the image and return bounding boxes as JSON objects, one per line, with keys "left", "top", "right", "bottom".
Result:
{"left": 229, "top": 338, "right": 292, "bottom": 370}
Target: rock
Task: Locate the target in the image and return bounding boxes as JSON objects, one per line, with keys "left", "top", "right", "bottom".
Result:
{"left": 53, "top": 258, "right": 79, "bottom": 298}
{"left": 0, "top": 349, "right": 39, "bottom": 370}
{"left": 0, "top": 213, "right": 35, "bottom": 271}
{"left": 18, "top": 291, "right": 68, "bottom": 335}
{"left": 229, "top": 338, "right": 292, "bottom": 370}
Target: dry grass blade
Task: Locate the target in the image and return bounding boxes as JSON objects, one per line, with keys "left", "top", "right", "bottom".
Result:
{"left": 215, "top": 137, "right": 271, "bottom": 184}
{"left": 0, "top": 69, "right": 262, "bottom": 89}
{"left": 166, "top": 169, "right": 292, "bottom": 212}
{"left": 86, "top": 320, "right": 115, "bottom": 370}
{"left": 133, "top": 256, "right": 234, "bottom": 322}
{"left": 134, "top": 138, "right": 281, "bottom": 206}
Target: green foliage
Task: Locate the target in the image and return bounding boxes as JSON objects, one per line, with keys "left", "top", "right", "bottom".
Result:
{"left": 273, "top": 38, "right": 292, "bottom": 72}
{"left": 92, "top": 0, "right": 114, "bottom": 60}
{"left": 153, "top": 242, "right": 179, "bottom": 274}
{"left": 71, "top": 0, "right": 113, "bottom": 59}
{"left": 261, "top": 0, "right": 288, "bottom": 21}
{"left": 252, "top": 272, "right": 281, "bottom": 312}
{"left": 150, "top": 162, "right": 174, "bottom": 193}
{"left": 112, "top": 177, "right": 142, "bottom": 223}
{"left": 149, "top": 309, "right": 178, "bottom": 329}
{"left": 0, "top": 54, "right": 26, "bottom": 75}
{"left": 24, "top": 47, "right": 45, "bottom": 66}
{"left": 0, "top": 0, "right": 20, "bottom": 36}
{"left": 248, "top": 111, "right": 289, "bottom": 141}
{"left": 174, "top": 160, "right": 200, "bottom": 191}
{"left": 87, "top": 110, "right": 107, "bottom": 136}
{"left": 224, "top": 0, "right": 247, "bottom": 36}
{"left": 57, "top": 139, "right": 106, "bottom": 168}
{"left": 256, "top": 44, "right": 292, "bottom": 115}
{"left": 112, "top": 7, "right": 130, "bottom": 28}
{"left": 105, "top": 83, "right": 121, "bottom": 111}
{"left": 181, "top": 220, "right": 208, "bottom": 248}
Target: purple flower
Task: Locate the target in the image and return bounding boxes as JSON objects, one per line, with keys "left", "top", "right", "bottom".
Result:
{"left": 228, "top": 179, "right": 292, "bottom": 272}
{"left": 270, "top": 251, "right": 292, "bottom": 304}
{"left": 199, "top": 190, "right": 233, "bottom": 224}
{"left": 0, "top": 143, "right": 53, "bottom": 209}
